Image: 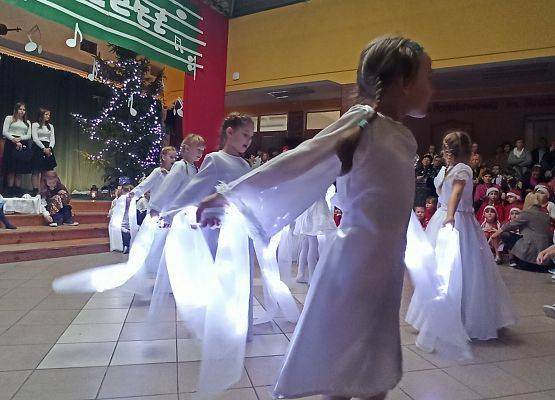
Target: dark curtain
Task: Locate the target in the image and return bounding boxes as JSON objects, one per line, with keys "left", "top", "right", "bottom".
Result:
{"left": 0, "top": 54, "right": 104, "bottom": 190}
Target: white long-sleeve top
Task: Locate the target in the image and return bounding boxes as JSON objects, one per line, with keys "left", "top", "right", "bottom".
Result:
{"left": 3, "top": 116, "right": 31, "bottom": 141}
{"left": 132, "top": 166, "right": 169, "bottom": 198}
{"left": 149, "top": 160, "right": 198, "bottom": 212}
{"left": 31, "top": 123, "right": 55, "bottom": 149}
{"left": 164, "top": 150, "right": 251, "bottom": 214}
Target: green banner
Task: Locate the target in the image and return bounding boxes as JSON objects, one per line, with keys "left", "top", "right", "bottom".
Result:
{"left": 6, "top": 0, "right": 205, "bottom": 74}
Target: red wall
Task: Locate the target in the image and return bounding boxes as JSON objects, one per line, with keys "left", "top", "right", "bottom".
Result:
{"left": 183, "top": 2, "right": 229, "bottom": 152}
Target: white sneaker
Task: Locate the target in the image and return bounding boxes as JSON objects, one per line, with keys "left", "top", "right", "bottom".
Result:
{"left": 295, "top": 275, "right": 308, "bottom": 284}
{"left": 544, "top": 305, "right": 555, "bottom": 319}
{"left": 49, "top": 222, "right": 58, "bottom": 227}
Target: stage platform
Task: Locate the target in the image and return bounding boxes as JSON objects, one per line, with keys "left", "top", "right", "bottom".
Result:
{"left": 0, "top": 200, "right": 112, "bottom": 264}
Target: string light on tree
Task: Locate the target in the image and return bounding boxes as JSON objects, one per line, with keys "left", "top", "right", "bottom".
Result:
{"left": 72, "top": 45, "right": 165, "bottom": 183}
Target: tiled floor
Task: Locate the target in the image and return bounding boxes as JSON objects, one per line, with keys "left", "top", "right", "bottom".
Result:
{"left": 0, "top": 252, "right": 554, "bottom": 400}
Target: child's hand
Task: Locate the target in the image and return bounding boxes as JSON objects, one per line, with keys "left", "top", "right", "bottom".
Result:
{"left": 442, "top": 216, "right": 455, "bottom": 227}
{"left": 196, "top": 193, "right": 228, "bottom": 227}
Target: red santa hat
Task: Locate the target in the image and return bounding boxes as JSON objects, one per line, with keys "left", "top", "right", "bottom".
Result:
{"left": 486, "top": 187, "right": 500, "bottom": 196}
{"left": 509, "top": 207, "right": 522, "bottom": 214}
{"left": 506, "top": 191, "right": 521, "bottom": 201}
{"left": 534, "top": 184, "right": 550, "bottom": 195}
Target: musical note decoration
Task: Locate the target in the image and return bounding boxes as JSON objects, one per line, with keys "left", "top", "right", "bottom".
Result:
{"left": 187, "top": 55, "right": 197, "bottom": 79}
{"left": 66, "top": 22, "right": 83, "bottom": 48}
{"left": 87, "top": 59, "right": 98, "bottom": 81}
{"left": 128, "top": 94, "right": 138, "bottom": 117}
{"left": 176, "top": 9, "right": 187, "bottom": 20}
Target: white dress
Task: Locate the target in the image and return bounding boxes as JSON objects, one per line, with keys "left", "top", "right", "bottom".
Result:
{"left": 407, "top": 163, "right": 517, "bottom": 340}
{"left": 294, "top": 197, "right": 337, "bottom": 236}
{"left": 222, "top": 105, "right": 416, "bottom": 398}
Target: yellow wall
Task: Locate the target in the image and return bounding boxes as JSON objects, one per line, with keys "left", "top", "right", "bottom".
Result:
{"left": 163, "top": 66, "right": 185, "bottom": 106}
{"left": 226, "top": 0, "right": 555, "bottom": 91}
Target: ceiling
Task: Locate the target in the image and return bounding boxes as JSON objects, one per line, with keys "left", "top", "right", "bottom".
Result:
{"left": 204, "top": 0, "right": 307, "bottom": 18}
{"left": 225, "top": 80, "right": 342, "bottom": 108}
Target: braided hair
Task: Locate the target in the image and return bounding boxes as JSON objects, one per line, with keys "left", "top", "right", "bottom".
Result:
{"left": 337, "top": 36, "right": 424, "bottom": 175}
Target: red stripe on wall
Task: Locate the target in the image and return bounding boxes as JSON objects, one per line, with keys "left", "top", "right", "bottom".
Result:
{"left": 183, "top": 1, "right": 229, "bottom": 153}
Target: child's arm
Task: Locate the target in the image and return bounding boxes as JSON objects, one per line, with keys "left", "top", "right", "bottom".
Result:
{"left": 443, "top": 180, "right": 465, "bottom": 227}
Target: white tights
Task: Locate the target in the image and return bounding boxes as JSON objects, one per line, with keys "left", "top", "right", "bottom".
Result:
{"left": 296, "top": 235, "right": 319, "bottom": 283}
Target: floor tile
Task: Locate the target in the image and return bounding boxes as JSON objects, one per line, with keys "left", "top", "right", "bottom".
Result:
{"left": 245, "top": 334, "right": 290, "bottom": 357}
{"left": 402, "top": 347, "right": 436, "bottom": 372}
{"left": 38, "top": 342, "right": 116, "bottom": 368}
{"left": 273, "top": 318, "right": 297, "bottom": 333}
{"left": 252, "top": 321, "right": 282, "bottom": 335}
{"left": 84, "top": 295, "right": 133, "bottom": 309}
{"left": 180, "top": 387, "right": 257, "bottom": 400}
{"left": 443, "top": 363, "right": 537, "bottom": 398}
{"left": 111, "top": 339, "right": 177, "bottom": 365}
{"left": 496, "top": 356, "right": 555, "bottom": 391}
{"left": 0, "top": 310, "right": 27, "bottom": 325}
{"left": 176, "top": 339, "right": 203, "bottom": 362}
{"left": 0, "top": 296, "right": 43, "bottom": 311}
{"left": 12, "top": 367, "right": 106, "bottom": 400}
{"left": 126, "top": 307, "right": 175, "bottom": 323}
{"left": 98, "top": 363, "right": 177, "bottom": 398}
{"left": 120, "top": 322, "right": 176, "bottom": 341}
{"left": 485, "top": 393, "right": 555, "bottom": 400}
{"left": 244, "top": 356, "right": 284, "bottom": 386}
{"left": 0, "top": 370, "right": 33, "bottom": 400}
{"left": 177, "top": 362, "right": 251, "bottom": 393}
{"left": 57, "top": 323, "right": 123, "bottom": 343}
{"left": 0, "top": 344, "right": 51, "bottom": 371}
{"left": 106, "top": 396, "right": 178, "bottom": 400}
{"left": 35, "top": 294, "right": 92, "bottom": 310}
{"left": 72, "top": 308, "right": 128, "bottom": 324}
{"left": 254, "top": 385, "right": 319, "bottom": 400}
{"left": 0, "top": 324, "right": 68, "bottom": 345}
{"left": 17, "top": 309, "right": 79, "bottom": 325}
{"left": 399, "top": 369, "right": 481, "bottom": 400}
{"left": 0, "top": 279, "right": 25, "bottom": 289}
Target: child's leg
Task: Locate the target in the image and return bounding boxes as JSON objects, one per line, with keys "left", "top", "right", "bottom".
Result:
{"left": 307, "top": 235, "right": 319, "bottom": 283}
{"left": 122, "top": 229, "right": 131, "bottom": 253}
{"left": 296, "top": 235, "right": 309, "bottom": 283}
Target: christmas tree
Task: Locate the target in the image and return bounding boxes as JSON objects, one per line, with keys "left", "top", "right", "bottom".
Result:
{"left": 73, "top": 45, "right": 164, "bottom": 184}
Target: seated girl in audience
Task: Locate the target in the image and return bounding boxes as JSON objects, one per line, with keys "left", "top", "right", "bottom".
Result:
{"left": 523, "top": 165, "right": 543, "bottom": 193}
{"left": 414, "top": 205, "right": 426, "bottom": 228}
{"left": 473, "top": 169, "right": 495, "bottom": 210}
{"left": 424, "top": 196, "right": 437, "bottom": 226}
{"left": 503, "top": 191, "right": 522, "bottom": 223}
{"left": 476, "top": 186, "right": 505, "bottom": 224}
{"left": 482, "top": 205, "right": 502, "bottom": 263}
{"left": 40, "top": 171, "right": 78, "bottom": 227}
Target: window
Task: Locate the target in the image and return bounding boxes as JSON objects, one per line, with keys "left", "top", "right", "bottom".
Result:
{"left": 250, "top": 116, "right": 259, "bottom": 132}
{"left": 259, "top": 114, "right": 288, "bottom": 132}
{"left": 306, "top": 110, "right": 340, "bottom": 130}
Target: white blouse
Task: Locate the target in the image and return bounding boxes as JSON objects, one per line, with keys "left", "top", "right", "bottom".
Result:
{"left": 31, "top": 123, "right": 55, "bottom": 149}
{"left": 2, "top": 116, "right": 31, "bottom": 141}
{"left": 149, "top": 160, "right": 198, "bottom": 212}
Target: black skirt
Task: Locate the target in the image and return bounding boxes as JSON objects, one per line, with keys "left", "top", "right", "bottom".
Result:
{"left": 32, "top": 141, "right": 57, "bottom": 172}
{"left": 3, "top": 139, "right": 33, "bottom": 174}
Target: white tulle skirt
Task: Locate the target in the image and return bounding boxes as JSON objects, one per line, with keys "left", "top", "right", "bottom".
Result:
{"left": 407, "top": 209, "right": 517, "bottom": 340}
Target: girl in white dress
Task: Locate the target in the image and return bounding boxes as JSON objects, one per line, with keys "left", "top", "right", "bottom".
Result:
{"left": 294, "top": 196, "right": 337, "bottom": 283}
{"left": 408, "top": 131, "right": 516, "bottom": 340}
{"left": 145, "top": 134, "right": 206, "bottom": 309}
{"left": 31, "top": 108, "right": 57, "bottom": 196}
{"left": 197, "top": 36, "right": 434, "bottom": 400}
